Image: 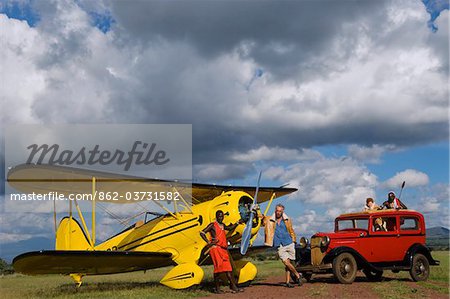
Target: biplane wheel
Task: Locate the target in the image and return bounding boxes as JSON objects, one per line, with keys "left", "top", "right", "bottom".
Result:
{"left": 70, "top": 274, "right": 84, "bottom": 288}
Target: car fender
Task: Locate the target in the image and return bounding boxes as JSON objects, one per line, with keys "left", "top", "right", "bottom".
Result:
{"left": 294, "top": 246, "right": 311, "bottom": 266}
{"left": 324, "top": 246, "right": 381, "bottom": 272}
{"left": 404, "top": 243, "right": 440, "bottom": 266}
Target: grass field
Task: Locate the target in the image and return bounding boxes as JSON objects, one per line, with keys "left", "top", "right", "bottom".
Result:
{"left": 0, "top": 260, "right": 283, "bottom": 299}
{"left": 372, "top": 250, "right": 450, "bottom": 297}
{"left": 0, "top": 252, "right": 448, "bottom": 299}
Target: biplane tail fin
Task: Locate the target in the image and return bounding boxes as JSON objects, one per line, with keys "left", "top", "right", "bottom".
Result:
{"left": 56, "top": 217, "right": 92, "bottom": 250}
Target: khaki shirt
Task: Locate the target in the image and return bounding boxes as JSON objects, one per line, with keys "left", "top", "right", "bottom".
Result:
{"left": 262, "top": 213, "right": 296, "bottom": 247}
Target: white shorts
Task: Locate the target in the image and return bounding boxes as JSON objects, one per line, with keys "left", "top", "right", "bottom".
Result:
{"left": 277, "top": 242, "right": 295, "bottom": 261}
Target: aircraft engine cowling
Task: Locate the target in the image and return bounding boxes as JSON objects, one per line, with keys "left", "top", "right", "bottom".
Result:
{"left": 207, "top": 191, "right": 261, "bottom": 245}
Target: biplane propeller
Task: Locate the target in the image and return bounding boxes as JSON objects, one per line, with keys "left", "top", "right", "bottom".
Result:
{"left": 7, "top": 164, "right": 297, "bottom": 289}
{"left": 240, "top": 171, "right": 262, "bottom": 255}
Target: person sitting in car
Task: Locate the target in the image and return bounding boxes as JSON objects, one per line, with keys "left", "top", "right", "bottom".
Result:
{"left": 364, "top": 198, "right": 380, "bottom": 211}
{"left": 373, "top": 218, "right": 387, "bottom": 232}
{"left": 385, "top": 217, "right": 397, "bottom": 231}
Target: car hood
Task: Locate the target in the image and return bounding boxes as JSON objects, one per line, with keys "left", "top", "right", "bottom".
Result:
{"left": 313, "top": 230, "right": 367, "bottom": 239}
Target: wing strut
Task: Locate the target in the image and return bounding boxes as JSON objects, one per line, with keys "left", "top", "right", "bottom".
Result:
{"left": 53, "top": 195, "right": 57, "bottom": 239}
{"left": 92, "top": 176, "right": 96, "bottom": 246}
{"left": 74, "top": 197, "right": 94, "bottom": 249}
{"left": 263, "top": 192, "right": 276, "bottom": 216}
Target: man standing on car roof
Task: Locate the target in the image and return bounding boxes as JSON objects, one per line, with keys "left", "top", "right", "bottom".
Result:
{"left": 382, "top": 191, "right": 408, "bottom": 209}
{"left": 262, "top": 203, "right": 302, "bottom": 288}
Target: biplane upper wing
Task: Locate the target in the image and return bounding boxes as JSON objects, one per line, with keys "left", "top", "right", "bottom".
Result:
{"left": 187, "top": 183, "right": 296, "bottom": 204}
{"left": 7, "top": 164, "right": 297, "bottom": 204}
{"left": 13, "top": 250, "right": 173, "bottom": 275}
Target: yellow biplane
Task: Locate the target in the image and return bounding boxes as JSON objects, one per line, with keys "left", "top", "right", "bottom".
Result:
{"left": 7, "top": 164, "right": 296, "bottom": 289}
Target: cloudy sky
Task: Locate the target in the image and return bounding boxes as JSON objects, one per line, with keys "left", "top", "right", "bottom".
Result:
{"left": 0, "top": 0, "right": 449, "bottom": 248}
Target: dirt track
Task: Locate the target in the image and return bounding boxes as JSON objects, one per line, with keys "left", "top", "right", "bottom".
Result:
{"left": 200, "top": 273, "right": 449, "bottom": 299}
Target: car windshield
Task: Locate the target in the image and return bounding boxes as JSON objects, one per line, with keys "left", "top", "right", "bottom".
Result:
{"left": 337, "top": 218, "right": 369, "bottom": 231}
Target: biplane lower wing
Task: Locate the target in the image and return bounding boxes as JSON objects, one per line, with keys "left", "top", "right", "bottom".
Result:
{"left": 13, "top": 250, "right": 173, "bottom": 275}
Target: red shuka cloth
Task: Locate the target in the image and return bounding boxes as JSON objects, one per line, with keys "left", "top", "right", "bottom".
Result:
{"left": 209, "top": 221, "right": 232, "bottom": 273}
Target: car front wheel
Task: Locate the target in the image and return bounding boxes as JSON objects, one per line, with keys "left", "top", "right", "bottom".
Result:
{"left": 332, "top": 253, "right": 357, "bottom": 284}
{"left": 409, "top": 253, "right": 430, "bottom": 281}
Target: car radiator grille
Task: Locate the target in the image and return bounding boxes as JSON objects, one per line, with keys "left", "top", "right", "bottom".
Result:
{"left": 311, "top": 236, "right": 325, "bottom": 266}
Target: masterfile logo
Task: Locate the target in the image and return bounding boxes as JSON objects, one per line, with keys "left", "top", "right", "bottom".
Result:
{"left": 4, "top": 124, "right": 192, "bottom": 212}
{"left": 25, "top": 141, "right": 170, "bottom": 171}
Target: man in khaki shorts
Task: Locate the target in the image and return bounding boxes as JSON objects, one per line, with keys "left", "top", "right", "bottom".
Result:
{"left": 263, "top": 203, "right": 302, "bottom": 287}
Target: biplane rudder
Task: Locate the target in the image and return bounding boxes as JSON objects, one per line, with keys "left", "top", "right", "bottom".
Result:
{"left": 56, "top": 217, "right": 92, "bottom": 250}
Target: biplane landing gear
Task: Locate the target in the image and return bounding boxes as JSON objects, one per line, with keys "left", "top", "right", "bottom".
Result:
{"left": 70, "top": 273, "right": 84, "bottom": 288}
{"left": 160, "top": 262, "right": 204, "bottom": 289}
{"left": 233, "top": 260, "right": 257, "bottom": 286}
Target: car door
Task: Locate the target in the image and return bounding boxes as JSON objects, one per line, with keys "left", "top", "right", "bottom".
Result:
{"left": 397, "top": 215, "right": 424, "bottom": 256}
{"left": 363, "top": 215, "right": 401, "bottom": 262}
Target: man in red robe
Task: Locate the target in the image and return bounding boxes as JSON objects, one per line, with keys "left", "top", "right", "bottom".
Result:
{"left": 200, "top": 210, "right": 243, "bottom": 293}
{"left": 383, "top": 191, "right": 408, "bottom": 209}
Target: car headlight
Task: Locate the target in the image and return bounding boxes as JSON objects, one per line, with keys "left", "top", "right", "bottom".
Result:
{"left": 299, "top": 237, "right": 309, "bottom": 249}
{"left": 320, "top": 236, "right": 330, "bottom": 248}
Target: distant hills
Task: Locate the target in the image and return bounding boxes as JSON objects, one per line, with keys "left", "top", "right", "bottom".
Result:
{"left": 426, "top": 226, "right": 449, "bottom": 236}
{"left": 426, "top": 226, "right": 449, "bottom": 250}
{"left": 0, "top": 237, "right": 53, "bottom": 263}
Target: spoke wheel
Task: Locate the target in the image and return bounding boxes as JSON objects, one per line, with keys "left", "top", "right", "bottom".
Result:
{"left": 332, "top": 253, "right": 357, "bottom": 284}
{"left": 409, "top": 253, "right": 429, "bottom": 281}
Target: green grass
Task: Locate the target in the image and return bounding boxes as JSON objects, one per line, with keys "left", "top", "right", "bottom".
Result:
{"left": 418, "top": 281, "right": 449, "bottom": 295}
{"left": 390, "top": 251, "right": 449, "bottom": 283}
{"left": 428, "top": 250, "right": 449, "bottom": 283}
{"left": 372, "top": 280, "right": 425, "bottom": 299}
{"left": 251, "top": 260, "right": 285, "bottom": 278}
{"left": 0, "top": 267, "right": 209, "bottom": 299}
{"left": 0, "top": 252, "right": 448, "bottom": 299}
{"left": 371, "top": 251, "right": 449, "bottom": 298}
{"left": 0, "top": 260, "right": 285, "bottom": 299}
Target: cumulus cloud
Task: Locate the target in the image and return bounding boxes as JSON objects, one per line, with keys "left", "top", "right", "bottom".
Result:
{"left": 410, "top": 183, "right": 449, "bottom": 228}
{"left": 193, "top": 163, "right": 254, "bottom": 181}
{"left": 293, "top": 209, "right": 334, "bottom": 236}
{"left": 347, "top": 144, "right": 397, "bottom": 164}
{"left": 0, "top": 211, "right": 54, "bottom": 243}
{"left": 421, "top": 197, "right": 441, "bottom": 213}
{"left": 383, "top": 169, "right": 430, "bottom": 188}
{"left": 0, "top": 0, "right": 448, "bottom": 162}
{"left": 265, "top": 156, "right": 378, "bottom": 208}
{"left": 231, "top": 146, "right": 323, "bottom": 163}
{"left": 0, "top": 0, "right": 448, "bottom": 245}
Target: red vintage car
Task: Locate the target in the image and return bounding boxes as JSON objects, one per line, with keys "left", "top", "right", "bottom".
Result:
{"left": 295, "top": 209, "right": 440, "bottom": 283}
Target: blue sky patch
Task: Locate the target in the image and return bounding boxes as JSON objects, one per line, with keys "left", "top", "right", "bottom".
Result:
{"left": 0, "top": 0, "right": 39, "bottom": 26}
{"left": 88, "top": 10, "right": 115, "bottom": 33}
